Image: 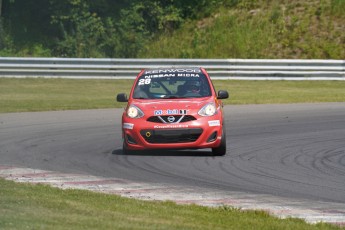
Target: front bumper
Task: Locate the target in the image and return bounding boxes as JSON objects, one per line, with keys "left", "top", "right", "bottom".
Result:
{"left": 121, "top": 114, "right": 223, "bottom": 150}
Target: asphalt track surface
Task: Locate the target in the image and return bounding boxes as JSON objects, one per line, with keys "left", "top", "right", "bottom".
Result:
{"left": 1, "top": 103, "right": 345, "bottom": 204}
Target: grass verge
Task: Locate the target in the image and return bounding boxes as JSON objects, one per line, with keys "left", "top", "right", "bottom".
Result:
{"left": 139, "top": 0, "right": 345, "bottom": 59}
{"left": 1, "top": 78, "right": 345, "bottom": 113}
{"left": 0, "top": 178, "right": 340, "bottom": 230}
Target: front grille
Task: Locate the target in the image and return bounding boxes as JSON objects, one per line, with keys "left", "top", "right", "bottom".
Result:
{"left": 140, "top": 128, "right": 202, "bottom": 143}
{"left": 181, "top": 115, "right": 197, "bottom": 122}
{"left": 147, "top": 115, "right": 196, "bottom": 123}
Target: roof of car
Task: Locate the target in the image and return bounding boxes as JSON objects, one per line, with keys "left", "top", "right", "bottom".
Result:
{"left": 142, "top": 67, "right": 202, "bottom": 73}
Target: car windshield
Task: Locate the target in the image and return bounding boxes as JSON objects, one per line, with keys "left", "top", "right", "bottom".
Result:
{"left": 132, "top": 69, "right": 212, "bottom": 99}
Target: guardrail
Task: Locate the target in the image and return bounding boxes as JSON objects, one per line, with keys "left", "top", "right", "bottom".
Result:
{"left": 0, "top": 57, "right": 344, "bottom": 80}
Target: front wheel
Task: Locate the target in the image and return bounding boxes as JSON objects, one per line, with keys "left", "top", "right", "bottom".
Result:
{"left": 212, "top": 129, "right": 226, "bottom": 156}
{"left": 122, "top": 141, "right": 136, "bottom": 154}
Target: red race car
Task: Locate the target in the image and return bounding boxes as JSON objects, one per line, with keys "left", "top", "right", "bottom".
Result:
{"left": 117, "top": 67, "right": 229, "bottom": 156}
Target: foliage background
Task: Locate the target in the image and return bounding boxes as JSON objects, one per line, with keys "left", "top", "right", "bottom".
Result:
{"left": 0, "top": 0, "right": 344, "bottom": 59}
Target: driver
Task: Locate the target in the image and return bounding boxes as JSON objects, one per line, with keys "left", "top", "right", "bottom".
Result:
{"left": 184, "top": 80, "right": 201, "bottom": 94}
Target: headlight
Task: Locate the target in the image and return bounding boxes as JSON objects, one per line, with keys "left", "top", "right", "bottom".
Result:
{"left": 127, "top": 105, "right": 144, "bottom": 118}
{"left": 198, "top": 103, "right": 217, "bottom": 116}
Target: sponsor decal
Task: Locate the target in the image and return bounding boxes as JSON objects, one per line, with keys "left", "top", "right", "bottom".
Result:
{"left": 154, "top": 109, "right": 188, "bottom": 116}
{"left": 144, "top": 73, "right": 200, "bottom": 79}
{"left": 177, "top": 73, "right": 200, "bottom": 77}
{"left": 154, "top": 110, "right": 163, "bottom": 115}
{"left": 123, "top": 123, "right": 134, "bottom": 130}
{"left": 208, "top": 120, "right": 220, "bottom": 127}
{"left": 154, "top": 124, "right": 189, "bottom": 129}
{"left": 179, "top": 109, "right": 187, "bottom": 115}
{"left": 166, "top": 109, "right": 179, "bottom": 115}
{"left": 144, "top": 69, "right": 201, "bottom": 75}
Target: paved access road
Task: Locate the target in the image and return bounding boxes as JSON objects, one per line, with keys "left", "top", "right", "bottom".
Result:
{"left": 1, "top": 103, "right": 345, "bottom": 203}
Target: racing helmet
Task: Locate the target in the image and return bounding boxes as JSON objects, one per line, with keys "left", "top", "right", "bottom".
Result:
{"left": 185, "top": 80, "right": 201, "bottom": 93}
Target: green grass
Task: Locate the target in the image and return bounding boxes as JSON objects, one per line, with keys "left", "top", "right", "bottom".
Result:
{"left": 1, "top": 78, "right": 345, "bottom": 113}
{"left": 0, "top": 78, "right": 133, "bottom": 113}
{"left": 139, "top": 0, "right": 345, "bottom": 59}
{"left": 213, "top": 80, "right": 345, "bottom": 104}
{"left": 0, "top": 178, "right": 341, "bottom": 230}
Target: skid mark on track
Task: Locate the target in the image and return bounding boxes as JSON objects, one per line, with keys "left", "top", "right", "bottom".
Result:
{"left": 1, "top": 165, "right": 345, "bottom": 226}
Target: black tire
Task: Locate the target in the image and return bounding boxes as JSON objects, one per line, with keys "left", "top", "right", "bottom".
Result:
{"left": 123, "top": 139, "right": 142, "bottom": 154}
{"left": 122, "top": 141, "right": 134, "bottom": 154}
{"left": 212, "top": 129, "right": 226, "bottom": 156}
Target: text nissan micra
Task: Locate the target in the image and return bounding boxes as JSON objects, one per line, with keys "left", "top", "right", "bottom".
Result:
{"left": 117, "top": 67, "right": 229, "bottom": 156}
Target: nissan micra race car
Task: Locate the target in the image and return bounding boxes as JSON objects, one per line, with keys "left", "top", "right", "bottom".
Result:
{"left": 117, "top": 67, "right": 229, "bottom": 156}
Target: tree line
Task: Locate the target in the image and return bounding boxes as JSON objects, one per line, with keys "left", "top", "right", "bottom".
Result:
{"left": 0, "top": 0, "right": 233, "bottom": 57}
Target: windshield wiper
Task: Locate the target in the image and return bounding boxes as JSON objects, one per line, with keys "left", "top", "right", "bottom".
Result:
{"left": 162, "top": 95, "right": 185, "bottom": 99}
{"left": 133, "top": 97, "right": 148, "bottom": 99}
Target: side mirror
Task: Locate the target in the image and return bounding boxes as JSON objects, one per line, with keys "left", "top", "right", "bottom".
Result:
{"left": 117, "top": 93, "right": 128, "bottom": 102}
{"left": 217, "top": 90, "right": 229, "bottom": 99}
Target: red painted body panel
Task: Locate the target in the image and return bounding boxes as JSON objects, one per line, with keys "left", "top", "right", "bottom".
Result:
{"left": 121, "top": 99, "right": 224, "bottom": 150}
{"left": 118, "top": 67, "right": 227, "bottom": 153}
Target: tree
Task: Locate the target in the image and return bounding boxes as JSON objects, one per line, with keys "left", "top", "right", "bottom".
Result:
{"left": 0, "top": 0, "right": 3, "bottom": 17}
{"left": 51, "top": 0, "right": 104, "bottom": 57}
{"left": 0, "top": 0, "right": 225, "bottom": 57}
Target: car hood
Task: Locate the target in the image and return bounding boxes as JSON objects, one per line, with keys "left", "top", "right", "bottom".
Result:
{"left": 131, "top": 97, "right": 214, "bottom": 112}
